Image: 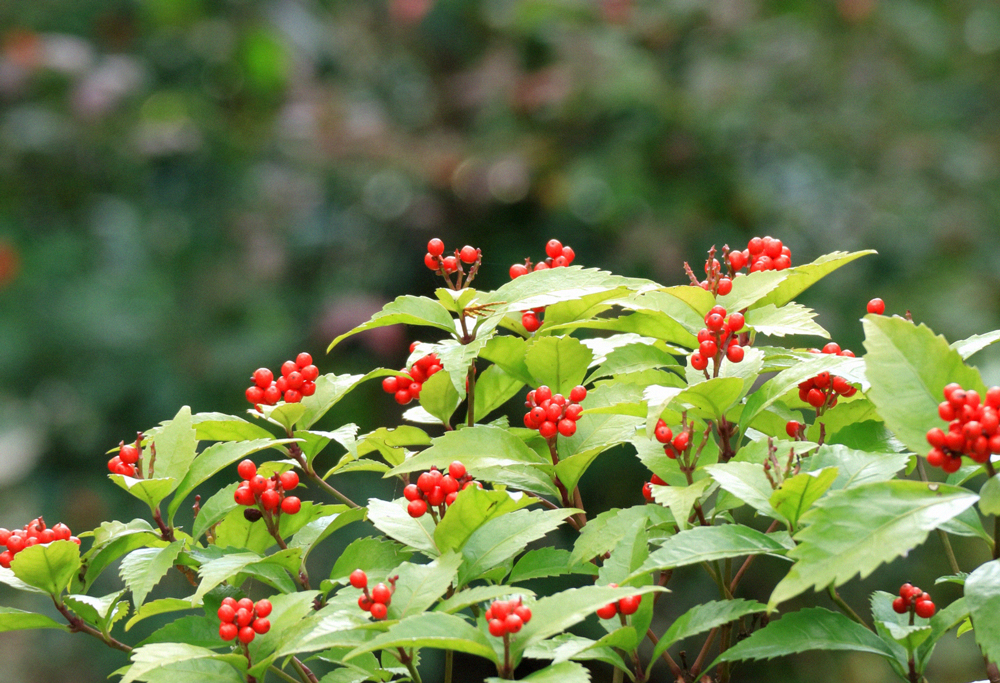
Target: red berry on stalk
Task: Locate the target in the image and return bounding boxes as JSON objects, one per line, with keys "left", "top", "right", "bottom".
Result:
{"left": 673, "top": 432, "right": 690, "bottom": 452}
{"left": 407, "top": 499, "right": 428, "bottom": 518}
{"left": 449, "top": 461, "right": 467, "bottom": 480}
{"left": 218, "top": 604, "right": 236, "bottom": 622}
{"left": 219, "top": 623, "right": 238, "bottom": 641}
{"left": 727, "top": 312, "right": 745, "bottom": 331}
{"left": 279, "top": 471, "right": 299, "bottom": 491}
{"left": 618, "top": 595, "right": 641, "bottom": 615}
{"left": 596, "top": 603, "right": 618, "bottom": 620}
{"left": 514, "top": 605, "right": 532, "bottom": 624}
{"left": 249, "top": 475, "right": 268, "bottom": 494}
{"left": 565, "top": 404, "right": 583, "bottom": 421}
{"left": 505, "top": 614, "right": 523, "bottom": 633}
{"left": 370, "top": 603, "right": 388, "bottom": 620}
{"left": 706, "top": 313, "right": 725, "bottom": 331}
{"left": 557, "top": 419, "right": 576, "bottom": 437}
{"left": 234, "top": 486, "right": 255, "bottom": 506}
{"left": 654, "top": 423, "right": 673, "bottom": 444}
{"left": 510, "top": 264, "right": 528, "bottom": 279}
{"left": 238, "top": 626, "right": 256, "bottom": 644}
{"left": 546, "top": 239, "right": 563, "bottom": 259}
{"left": 717, "top": 277, "right": 733, "bottom": 295}
{"left": 245, "top": 386, "right": 264, "bottom": 403}
{"left": 358, "top": 594, "right": 374, "bottom": 611}
{"left": 281, "top": 497, "right": 301, "bottom": 515}
{"left": 236, "top": 608, "right": 253, "bottom": 627}
{"left": 119, "top": 444, "right": 139, "bottom": 465}
{"left": 372, "top": 583, "right": 392, "bottom": 604}
{"left": 252, "top": 368, "right": 274, "bottom": 388}
{"left": 424, "top": 253, "right": 438, "bottom": 270}
{"left": 260, "top": 489, "right": 281, "bottom": 511}
{"left": 891, "top": 597, "right": 907, "bottom": 614}
{"left": 489, "top": 619, "right": 507, "bottom": 637}
{"left": 822, "top": 342, "right": 841, "bottom": 355}
{"left": 786, "top": 421, "right": 801, "bottom": 438}
{"left": 726, "top": 345, "right": 744, "bottom": 363}
{"left": 427, "top": 238, "right": 444, "bottom": 256}
{"left": 535, "top": 386, "right": 553, "bottom": 403}
{"left": 442, "top": 256, "right": 458, "bottom": 273}
{"left": 350, "top": 570, "right": 368, "bottom": 589}
{"left": 867, "top": 298, "right": 885, "bottom": 315}
{"left": 539, "top": 420, "right": 558, "bottom": 438}
{"left": 459, "top": 246, "right": 478, "bottom": 263}
{"left": 394, "top": 389, "right": 412, "bottom": 405}
{"left": 691, "top": 352, "right": 708, "bottom": 371}
{"left": 522, "top": 312, "right": 541, "bottom": 332}
{"left": 570, "top": 385, "right": 587, "bottom": 402}
{"left": 729, "top": 250, "right": 747, "bottom": 270}
{"left": 253, "top": 618, "right": 271, "bottom": 634}
{"left": 699, "top": 340, "right": 718, "bottom": 358}
{"left": 915, "top": 600, "right": 935, "bottom": 618}
{"left": 254, "top": 599, "right": 273, "bottom": 618}
{"left": 283, "top": 389, "right": 302, "bottom": 403}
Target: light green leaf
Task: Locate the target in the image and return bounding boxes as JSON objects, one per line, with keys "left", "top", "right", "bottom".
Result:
{"left": 745, "top": 303, "right": 828, "bottom": 338}
{"left": 571, "top": 507, "right": 653, "bottom": 565}
{"left": 862, "top": 315, "right": 987, "bottom": 455}
{"left": 418, "top": 369, "right": 463, "bottom": 427}
{"left": 108, "top": 475, "right": 178, "bottom": 513}
{"left": 366, "top": 498, "right": 439, "bottom": 556}
{"left": 769, "top": 468, "right": 838, "bottom": 528}
{"left": 480, "top": 336, "right": 533, "bottom": 384}
{"left": 192, "top": 549, "right": 301, "bottom": 604}
{"left": 0, "top": 606, "right": 68, "bottom": 632}
{"left": 120, "top": 542, "right": 185, "bottom": 609}
{"left": 329, "top": 538, "right": 413, "bottom": 584}
{"left": 509, "top": 548, "right": 598, "bottom": 583}
{"left": 428, "top": 336, "right": 490, "bottom": 397}
{"left": 482, "top": 266, "right": 649, "bottom": 312}
{"left": 487, "top": 661, "right": 590, "bottom": 683}
{"left": 388, "top": 552, "right": 463, "bottom": 618}
{"left": 435, "top": 585, "right": 536, "bottom": 614}
{"left": 346, "top": 612, "right": 498, "bottom": 664}
{"left": 965, "top": 560, "right": 1000, "bottom": 664}
{"left": 474, "top": 364, "right": 525, "bottom": 421}
{"left": 212, "top": 501, "right": 333, "bottom": 555}
{"left": 669, "top": 377, "right": 745, "bottom": 420}
{"left": 717, "top": 270, "right": 789, "bottom": 312}
{"left": 950, "top": 330, "right": 1000, "bottom": 359}
{"left": 151, "top": 406, "right": 198, "bottom": 486}
{"left": 631, "top": 525, "right": 788, "bottom": 581}
{"left": 712, "top": 607, "right": 896, "bottom": 668}
{"left": 10, "top": 540, "right": 81, "bottom": 595}
{"left": 803, "top": 445, "right": 909, "bottom": 490}
{"left": 191, "top": 413, "right": 274, "bottom": 442}
{"left": 459, "top": 509, "right": 571, "bottom": 585}
{"left": 327, "top": 295, "right": 457, "bottom": 351}
{"left": 704, "top": 462, "right": 783, "bottom": 521}
{"left": 752, "top": 251, "right": 877, "bottom": 310}
{"left": 652, "top": 478, "right": 713, "bottom": 531}
{"left": 289, "top": 506, "right": 368, "bottom": 564}
{"left": 561, "top": 310, "right": 697, "bottom": 349}
{"left": 125, "top": 598, "right": 193, "bottom": 631}
{"left": 434, "top": 486, "right": 531, "bottom": 554}
{"left": 597, "top": 519, "right": 648, "bottom": 587}
{"left": 647, "top": 599, "right": 765, "bottom": 677}
{"left": 524, "top": 336, "right": 593, "bottom": 396}
{"left": 980, "top": 474, "right": 1000, "bottom": 517}
{"left": 354, "top": 426, "right": 430, "bottom": 469}
{"left": 120, "top": 643, "right": 246, "bottom": 683}
{"left": 915, "top": 596, "right": 970, "bottom": 670}
{"left": 192, "top": 483, "right": 239, "bottom": 541}
{"left": 939, "top": 506, "right": 993, "bottom": 545}
{"left": 769, "top": 481, "right": 979, "bottom": 609}
{"left": 246, "top": 591, "right": 320, "bottom": 674}
{"left": 586, "top": 343, "right": 678, "bottom": 383}
{"left": 273, "top": 610, "right": 374, "bottom": 660}
{"left": 65, "top": 591, "right": 128, "bottom": 632}
{"left": 386, "top": 426, "right": 548, "bottom": 477}
{"left": 299, "top": 370, "right": 396, "bottom": 430}
{"left": 124, "top": 655, "right": 246, "bottom": 683}
{"left": 0, "top": 567, "right": 46, "bottom": 594}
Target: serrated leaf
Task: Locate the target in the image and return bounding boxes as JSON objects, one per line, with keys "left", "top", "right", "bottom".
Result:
{"left": 299, "top": 370, "right": 395, "bottom": 430}
{"left": 192, "top": 549, "right": 301, "bottom": 604}
{"left": 246, "top": 591, "right": 321, "bottom": 675}
{"left": 327, "top": 295, "right": 457, "bottom": 351}
{"left": 346, "top": 612, "right": 498, "bottom": 664}
{"left": 803, "top": 445, "right": 909, "bottom": 490}
{"left": 769, "top": 481, "right": 979, "bottom": 609}
{"left": 151, "top": 406, "right": 197, "bottom": 486}
{"left": 0, "top": 606, "right": 68, "bottom": 632}
{"left": 0, "top": 567, "right": 46, "bottom": 594}
{"left": 647, "top": 599, "right": 765, "bottom": 677}
{"left": 459, "top": 509, "right": 571, "bottom": 585}
{"left": 480, "top": 335, "right": 533, "bottom": 384}
{"left": 651, "top": 478, "right": 713, "bottom": 531}
{"left": 120, "top": 643, "right": 246, "bottom": 683}
{"left": 289, "top": 507, "right": 367, "bottom": 564}
{"left": 916, "top": 596, "right": 970, "bottom": 670}
{"left": 571, "top": 507, "right": 652, "bottom": 565}
{"left": 981, "top": 474, "right": 1000, "bottom": 517}
{"left": 211, "top": 501, "right": 332, "bottom": 555}
{"left": 123, "top": 657, "right": 247, "bottom": 683}
{"left": 386, "top": 426, "right": 548, "bottom": 477}
{"left": 670, "top": 377, "right": 745, "bottom": 420}
{"left": 436, "top": 585, "right": 536, "bottom": 614}
{"left": 191, "top": 413, "right": 274, "bottom": 442}
{"left": 631, "top": 525, "right": 788, "bottom": 581}
{"left": 863, "top": 315, "right": 987, "bottom": 455}
{"left": 597, "top": 519, "right": 648, "bottom": 587}
{"left": 418, "top": 369, "right": 463, "bottom": 426}
{"left": 139, "top": 614, "right": 224, "bottom": 649}
{"left": 717, "top": 270, "right": 789, "bottom": 311}
{"left": 330, "top": 538, "right": 413, "bottom": 584}
{"left": 11, "top": 540, "right": 81, "bottom": 595}
{"left": 524, "top": 336, "right": 593, "bottom": 396}
{"left": 192, "top": 483, "right": 239, "bottom": 541}
{"left": 120, "top": 542, "right": 185, "bottom": 609}
{"left": 522, "top": 632, "right": 630, "bottom": 674}
{"left": 488, "top": 661, "right": 590, "bottom": 683}
{"left": 939, "top": 505, "right": 993, "bottom": 545}
{"left": 712, "top": 607, "right": 896, "bottom": 669}
{"left": 367, "top": 498, "right": 439, "bottom": 556}
{"left": 388, "top": 552, "right": 463, "bottom": 618}
{"left": 965, "top": 560, "right": 1000, "bottom": 664}
{"left": 745, "top": 303, "right": 828, "bottom": 338}
{"left": 950, "top": 329, "right": 1000, "bottom": 359}
{"left": 705, "top": 462, "right": 783, "bottom": 521}
{"left": 509, "top": 548, "right": 598, "bottom": 583}
{"left": 769, "top": 468, "right": 838, "bottom": 528}
{"left": 751, "top": 250, "right": 876, "bottom": 310}
{"left": 125, "top": 597, "right": 193, "bottom": 631}
{"left": 273, "top": 610, "right": 374, "bottom": 660}
{"left": 586, "top": 343, "right": 679, "bottom": 383}
{"left": 434, "top": 486, "right": 531, "bottom": 554}
{"left": 108, "top": 476, "right": 179, "bottom": 513}
{"left": 563, "top": 310, "right": 697, "bottom": 349}
{"left": 482, "top": 266, "right": 649, "bottom": 312}
{"left": 473, "top": 364, "right": 525, "bottom": 422}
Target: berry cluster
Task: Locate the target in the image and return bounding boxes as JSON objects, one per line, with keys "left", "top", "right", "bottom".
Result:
{"left": 485, "top": 597, "right": 532, "bottom": 637}
{"left": 652, "top": 419, "right": 691, "bottom": 460}
{"left": 641, "top": 473, "right": 667, "bottom": 502}
{"left": 727, "top": 236, "right": 792, "bottom": 273}
{"left": 107, "top": 440, "right": 140, "bottom": 477}
{"left": 245, "top": 353, "right": 319, "bottom": 406}
{"left": 523, "top": 385, "right": 586, "bottom": 438}
{"left": 925, "top": 384, "right": 1000, "bottom": 473}
{"left": 698, "top": 250, "right": 734, "bottom": 295}
{"left": 349, "top": 570, "right": 397, "bottom": 621}
{"left": 403, "top": 461, "right": 478, "bottom": 518}
{"left": 381, "top": 342, "right": 443, "bottom": 405}
{"left": 509, "top": 239, "right": 577, "bottom": 332}
{"left": 891, "top": 583, "right": 936, "bottom": 618}
{"left": 596, "top": 584, "right": 642, "bottom": 619}
{"left": 423, "top": 238, "right": 480, "bottom": 275}
{"left": 796, "top": 343, "right": 858, "bottom": 413}
{"left": 0, "top": 518, "right": 78, "bottom": 568}
{"left": 217, "top": 597, "right": 271, "bottom": 644}
{"left": 233, "top": 460, "right": 302, "bottom": 516}
{"left": 691, "top": 306, "right": 745, "bottom": 372}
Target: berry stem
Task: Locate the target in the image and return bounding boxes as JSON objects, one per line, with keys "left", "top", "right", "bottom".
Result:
{"left": 152, "top": 506, "right": 175, "bottom": 542}
{"left": 826, "top": 585, "right": 870, "bottom": 630}
{"left": 643, "top": 629, "right": 685, "bottom": 680}
{"left": 688, "top": 626, "right": 719, "bottom": 679}
{"left": 466, "top": 365, "right": 476, "bottom": 428}
{"left": 290, "top": 656, "right": 319, "bottom": 683}
{"left": 53, "top": 596, "right": 132, "bottom": 654}
{"left": 268, "top": 666, "right": 303, "bottom": 683}
{"left": 617, "top": 612, "right": 645, "bottom": 683}
{"left": 286, "top": 441, "right": 360, "bottom": 509}
{"left": 397, "top": 647, "right": 423, "bottom": 683}
{"left": 914, "top": 457, "right": 963, "bottom": 573}
{"left": 444, "top": 650, "right": 453, "bottom": 683}
{"left": 544, "top": 437, "right": 586, "bottom": 528}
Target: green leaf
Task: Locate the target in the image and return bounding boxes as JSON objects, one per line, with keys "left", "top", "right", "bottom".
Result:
{"left": 125, "top": 597, "right": 193, "bottom": 631}
{"left": 597, "top": 519, "right": 649, "bottom": 587}
{"left": 121, "top": 658, "right": 247, "bottom": 683}
{"left": 0, "top": 606, "right": 68, "bottom": 632}
{"left": 211, "top": 501, "right": 332, "bottom": 555}
{"left": 769, "top": 481, "right": 979, "bottom": 609}
{"left": 353, "top": 426, "right": 430, "bottom": 469}
{"left": 556, "top": 409, "right": 643, "bottom": 494}
{"left": 434, "top": 486, "right": 530, "bottom": 554}
{"left": 0, "top": 567, "right": 46, "bottom": 594}
{"left": 64, "top": 590, "right": 129, "bottom": 633}
{"left": 108, "top": 475, "right": 178, "bottom": 513}
{"left": 152, "top": 406, "right": 198, "bottom": 486}
{"left": 327, "top": 295, "right": 457, "bottom": 351}
{"left": 330, "top": 538, "right": 413, "bottom": 584}
{"left": 745, "top": 303, "right": 828, "bottom": 338}
{"left": 631, "top": 524, "right": 788, "bottom": 581}
{"left": 651, "top": 478, "right": 713, "bottom": 531}
{"left": 981, "top": 474, "right": 1000, "bottom": 517}
{"left": 670, "top": 377, "right": 744, "bottom": 420}
{"left": 647, "top": 600, "right": 765, "bottom": 677}
{"left": 950, "top": 329, "right": 1000, "bottom": 359}
{"left": 191, "top": 413, "right": 275, "bottom": 442}
{"left": 524, "top": 336, "right": 593, "bottom": 396}
{"left": 192, "top": 483, "right": 239, "bottom": 541}
{"left": 11, "top": 540, "right": 81, "bottom": 595}
{"left": 427, "top": 336, "right": 491, "bottom": 397}
{"left": 120, "top": 643, "right": 247, "bottom": 683}
{"left": 367, "top": 498, "right": 439, "bottom": 556}
{"left": 509, "top": 548, "right": 598, "bottom": 583}
{"left": 965, "top": 560, "right": 1000, "bottom": 664}
{"left": 481, "top": 266, "right": 649, "bottom": 311}
{"left": 273, "top": 610, "right": 374, "bottom": 660}
{"left": 299, "top": 370, "right": 395, "bottom": 430}
{"left": 139, "top": 615, "right": 224, "bottom": 649}
{"left": 523, "top": 630, "right": 633, "bottom": 671}
{"left": 436, "top": 585, "right": 537, "bottom": 614}
{"left": 571, "top": 507, "right": 653, "bottom": 565}
{"left": 246, "top": 591, "right": 321, "bottom": 675}
{"left": 586, "top": 342, "right": 678, "bottom": 383}
{"left": 480, "top": 336, "right": 533, "bottom": 385}
{"left": 803, "top": 445, "right": 909, "bottom": 490}
{"left": 751, "top": 251, "right": 877, "bottom": 310}
{"left": 915, "top": 596, "right": 970, "bottom": 670}
{"left": 388, "top": 552, "right": 463, "bottom": 618}
{"left": 487, "top": 661, "right": 590, "bottom": 683}
{"left": 346, "top": 612, "right": 498, "bottom": 664}
{"left": 705, "top": 462, "right": 783, "bottom": 521}
{"left": 192, "top": 549, "right": 301, "bottom": 605}
{"left": 290, "top": 507, "right": 367, "bottom": 564}
{"left": 769, "top": 468, "right": 838, "bottom": 528}
{"left": 474, "top": 364, "right": 525, "bottom": 421}
{"left": 939, "top": 505, "right": 994, "bottom": 545}
{"left": 712, "top": 607, "right": 896, "bottom": 668}
{"left": 418, "top": 369, "right": 463, "bottom": 426}
{"left": 167, "top": 438, "right": 294, "bottom": 523}
{"left": 563, "top": 310, "right": 697, "bottom": 349}
{"left": 256, "top": 402, "right": 307, "bottom": 433}
{"left": 386, "top": 426, "right": 548, "bottom": 477}
{"left": 862, "top": 315, "right": 987, "bottom": 455}
{"left": 459, "top": 509, "right": 571, "bottom": 585}
{"left": 120, "top": 542, "right": 185, "bottom": 609}
{"left": 717, "top": 270, "right": 789, "bottom": 312}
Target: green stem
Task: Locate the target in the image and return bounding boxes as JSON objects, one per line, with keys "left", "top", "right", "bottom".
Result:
{"left": 827, "top": 585, "right": 870, "bottom": 629}
{"left": 397, "top": 648, "right": 422, "bottom": 683}
{"left": 445, "top": 650, "right": 453, "bottom": 683}
{"left": 915, "top": 457, "right": 963, "bottom": 572}
{"left": 290, "top": 656, "right": 319, "bottom": 683}
{"left": 269, "top": 665, "right": 303, "bottom": 683}
{"left": 286, "top": 441, "right": 360, "bottom": 509}
{"left": 466, "top": 365, "right": 476, "bottom": 427}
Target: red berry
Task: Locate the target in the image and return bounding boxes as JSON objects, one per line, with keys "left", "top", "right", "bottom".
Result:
{"left": 535, "top": 386, "right": 553, "bottom": 403}
{"left": 349, "top": 570, "right": 368, "bottom": 590}
{"left": 915, "top": 600, "right": 936, "bottom": 618}
{"left": 424, "top": 253, "right": 439, "bottom": 270}
{"left": 557, "top": 419, "right": 577, "bottom": 437}
{"left": 239, "top": 626, "right": 256, "bottom": 644}
{"left": 510, "top": 263, "right": 528, "bottom": 279}
{"left": 237, "top": 459, "right": 257, "bottom": 481}
{"left": 690, "top": 352, "right": 708, "bottom": 371}
{"left": 699, "top": 340, "right": 718, "bottom": 358}
{"left": 442, "top": 256, "right": 458, "bottom": 273}
{"left": 654, "top": 424, "right": 673, "bottom": 444}
{"left": 564, "top": 404, "right": 583, "bottom": 421}
{"left": 249, "top": 475, "right": 268, "bottom": 494}
{"left": 717, "top": 277, "right": 733, "bottom": 295}
{"left": 642, "top": 482, "right": 653, "bottom": 501}
{"left": 358, "top": 594, "right": 374, "bottom": 611}
{"left": 427, "top": 238, "right": 444, "bottom": 256}
{"left": 281, "top": 497, "right": 301, "bottom": 515}
{"left": 427, "top": 486, "right": 446, "bottom": 507}
{"left": 252, "top": 618, "right": 270, "bottom": 634}
{"left": 217, "top": 604, "right": 236, "bottom": 622}
{"left": 119, "top": 444, "right": 139, "bottom": 465}
{"left": 545, "top": 239, "right": 563, "bottom": 259}
{"left": 539, "top": 421, "right": 558, "bottom": 438}
{"left": 279, "top": 471, "right": 299, "bottom": 491}
{"left": 219, "top": 623, "right": 238, "bottom": 641}
{"left": 522, "top": 312, "right": 541, "bottom": 332}
{"left": 504, "top": 613, "right": 523, "bottom": 633}
{"left": 235, "top": 607, "right": 253, "bottom": 627}
{"left": 370, "top": 603, "right": 388, "bottom": 620}
{"left": 596, "top": 603, "right": 618, "bottom": 620}
{"left": 107, "top": 456, "right": 121, "bottom": 473}
{"left": 569, "top": 385, "right": 587, "bottom": 402}
{"left": 254, "top": 599, "right": 272, "bottom": 618}
{"left": 727, "top": 312, "right": 745, "bottom": 331}
{"left": 705, "top": 313, "right": 725, "bottom": 331}
{"left": 407, "top": 499, "right": 428, "bottom": 518}
{"left": 618, "top": 595, "right": 641, "bottom": 615}
{"left": 449, "top": 461, "right": 467, "bottom": 479}
{"left": 514, "top": 605, "right": 532, "bottom": 624}
{"left": 726, "top": 345, "right": 744, "bottom": 363}
{"left": 404, "top": 484, "right": 423, "bottom": 501}
{"left": 786, "top": 421, "right": 801, "bottom": 438}
{"left": 259, "top": 489, "right": 280, "bottom": 511}
{"left": 263, "top": 385, "right": 281, "bottom": 404}
{"left": 372, "top": 583, "right": 392, "bottom": 604}
{"left": 806, "top": 388, "right": 826, "bottom": 408}
{"left": 729, "top": 250, "right": 747, "bottom": 270}
{"left": 822, "top": 342, "right": 841, "bottom": 355}
{"left": 941, "top": 456, "right": 962, "bottom": 473}
{"left": 561, "top": 246, "right": 575, "bottom": 264}
{"left": 51, "top": 523, "right": 70, "bottom": 541}
{"left": 488, "top": 618, "right": 507, "bottom": 637}
{"left": 394, "top": 389, "right": 412, "bottom": 405}
{"left": 459, "top": 246, "right": 478, "bottom": 264}
{"left": 245, "top": 386, "right": 264, "bottom": 404}
{"left": 673, "top": 432, "right": 690, "bottom": 452}
{"left": 545, "top": 403, "right": 563, "bottom": 422}
{"left": 865, "top": 298, "right": 886, "bottom": 315}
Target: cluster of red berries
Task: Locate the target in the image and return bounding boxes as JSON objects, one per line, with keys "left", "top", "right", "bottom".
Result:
{"left": 381, "top": 342, "right": 443, "bottom": 405}
{"left": 867, "top": 298, "right": 885, "bottom": 315}
{"left": 596, "top": 584, "right": 642, "bottom": 619}
{"left": 642, "top": 473, "right": 667, "bottom": 502}
{"left": 698, "top": 252, "right": 734, "bottom": 295}
{"left": 403, "top": 461, "right": 478, "bottom": 518}
{"left": 523, "top": 385, "right": 586, "bottom": 438}
{"left": 794, "top": 343, "right": 858, "bottom": 412}
{"left": 652, "top": 419, "right": 691, "bottom": 460}
{"left": 727, "top": 236, "right": 792, "bottom": 273}
{"left": 245, "top": 353, "right": 319, "bottom": 406}
{"left": 233, "top": 459, "right": 302, "bottom": 516}
{"left": 217, "top": 597, "right": 271, "bottom": 644}
{"left": 0, "top": 518, "right": 78, "bottom": 568}
{"left": 485, "top": 597, "right": 532, "bottom": 638}
{"left": 925, "top": 384, "right": 1000, "bottom": 473}
{"left": 349, "top": 569, "right": 397, "bottom": 621}
{"left": 891, "top": 583, "right": 936, "bottom": 618}
{"left": 691, "top": 306, "right": 746, "bottom": 371}
{"left": 107, "top": 441, "right": 140, "bottom": 477}
{"left": 423, "top": 239, "right": 480, "bottom": 274}
{"left": 509, "top": 239, "right": 577, "bottom": 332}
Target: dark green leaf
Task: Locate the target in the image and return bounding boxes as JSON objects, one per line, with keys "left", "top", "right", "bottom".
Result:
{"left": 480, "top": 336, "right": 533, "bottom": 385}
{"left": 387, "top": 552, "right": 463, "bottom": 618}
{"left": 631, "top": 525, "right": 788, "bottom": 581}
{"left": 459, "top": 509, "right": 571, "bottom": 585}
{"left": 192, "top": 483, "right": 239, "bottom": 541}
{"left": 346, "top": 612, "right": 498, "bottom": 665}
{"left": 647, "top": 599, "right": 765, "bottom": 677}
{"left": 509, "top": 548, "right": 598, "bottom": 583}
{"left": 433, "top": 486, "right": 532, "bottom": 554}
{"left": 418, "top": 369, "right": 463, "bottom": 426}
{"left": 473, "top": 364, "right": 525, "bottom": 421}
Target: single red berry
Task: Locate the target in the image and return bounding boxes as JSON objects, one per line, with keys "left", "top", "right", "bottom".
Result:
{"left": 239, "top": 626, "right": 256, "bottom": 644}
{"left": 394, "top": 389, "right": 412, "bottom": 405}
{"left": 459, "top": 245, "right": 478, "bottom": 264}
{"left": 727, "top": 312, "right": 745, "bottom": 331}
{"left": 514, "top": 605, "right": 532, "bottom": 624}
{"left": 545, "top": 403, "right": 563, "bottom": 422}
{"left": 295, "top": 352, "right": 312, "bottom": 368}
{"left": 442, "top": 256, "right": 458, "bottom": 273}
{"left": 690, "top": 352, "right": 708, "bottom": 371}
{"left": 504, "top": 613, "right": 524, "bottom": 633}
{"left": 249, "top": 475, "right": 268, "bottom": 494}
{"left": 510, "top": 263, "right": 528, "bottom": 279}
{"left": 806, "top": 388, "right": 826, "bottom": 408}
{"left": 564, "top": 404, "right": 583, "bottom": 421}
{"left": 726, "top": 345, "right": 744, "bottom": 363}
{"left": 260, "top": 489, "right": 281, "bottom": 511}
{"left": 427, "top": 486, "right": 446, "bottom": 506}
{"left": 786, "top": 421, "right": 801, "bottom": 438}
{"left": 867, "top": 298, "right": 885, "bottom": 315}
{"left": 489, "top": 618, "right": 507, "bottom": 637}
{"left": 349, "top": 569, "right": 368, "bottom": 590}
{"left": 569, "top": 385, "right": 587, "bottom": 402}
{"left": 535, "top": 386, "right": 553, "bottom": 403}
{"left": 285, "top": 371, "right": 304, "bottom": 390}
{"left": 596, "top": 603, "right": 618, "bottom": 620}
{"left": 449, "top": 461, "right": 467, "bottom": 480}
{"left": 915, "top": 600, "right": 936, "bottom": 618}
{"left": 107, "top": 456, "right": 121, "bottom": 473}
{"left": 522, "top": 312, "right": 541, "bottom": 332}
{"left": 553, "top": 255, "right": 569, "bottom": 267}
{"left": 263, "top": 385, "right": 281, "bottom": 404}
{"left": 654, "top": 424, "right": 673, "bottom": 444}
{"left": 561, "top": 246, "right": 575, "bottom": 264}
{"left": 252, "top": 618, "right": 271, "bottom": 634}
{"left": 237, "top": 459, "right": 257, "bottom": 481}
{"left": 424, "top": 253, "right": 438, "bottom": 270}
{"left": 728, "top": 250, "right": 747, "bottom": 271}
{"left": 642, "top": 482, "right": 653, "bottom": 502}
{"left": 252, "top": 368, "right": 273, "bottom": 389}
{"left": 51, "top": 523, "right": 71, "bottom": 541}
{"left": 699, "top": 340, "right": 718, "bottom": 358}
{"left": 219, "top": 622, "right": 238, "bottom": 641}
{"left": 283, "top": 389, "right": 302, "bottom": 403}
{"left": 407, "top": 499, "right": 428, "bottom": 518}
{"left": 673, "top": 432, "right": 690, "bottom": 452}
{"left": 539, "top": 420, "right": 558, "bottom": 438}
{"left": 534, "top": 262, "right": 549, "bottom": 271}
{"left": 235, "top": 607, "right": 253, "bottom": 627}
{"left": 370, "top": 603, "right": 388, "bottom": 620}
{"left": 891, "top": 597, "right": 907, "bottom": 614}
{"left": 427, "top": 238, "right": 445, "bottom": 256}
{"left": 6, "top": 535, "right": 24, "bottom": 552}
{"left": 280, "top": 471, "right": 299, "bottom": 491}
{"left": 557, "top": 419, "right": 577, "bottom": 437}
{"left": 618, "top": 595, "right": 641, "bottom": 615}
{"left": 372, "top": 583, "right": 392, "bottom": 604}
{"left": 119, "top": 444, "right": 139, "bottom": 465}
{"left": 217, "top": 604, "right": 236, "bottom": 622}
{"left": 705, "top": 313, "right": 725, "bottom": 331}
{"left": 281, "top": 496, "right": 301, "bottom": 515}
{"left": 358, "top": 595, "right": 374, "bottom": 611}
{"left": 234, "top": 485, "right": 255, "bottom": 506}
{"left": 822, "top": 342, "right": 841, "bottom": 355}
{"left": 403, "top": 484, "right": 423, "bottom": 501}
{"left": 254, "top": 599, "right": 272, "bottom": 618}
{"left": 545, "top": 239, "right": 563, "bottom": 259}
{"left": 245, "top": 386, "right": 265, "bottom": 404}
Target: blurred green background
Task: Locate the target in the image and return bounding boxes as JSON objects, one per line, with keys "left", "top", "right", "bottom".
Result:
{"left": 1, "top": 0, "right": 999, "bottom": 681}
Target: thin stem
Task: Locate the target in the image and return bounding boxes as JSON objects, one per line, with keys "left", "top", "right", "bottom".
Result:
{"left": 729, "top": 520, "right": 781, "bottom": 594}
{"left": 466, "top": 365, "right": 476, "bottom": 428}
{"left": 986, "top": 660, "right": 1000, "bottom": 683}
{"left": 286, "top": 441, "right": 361, "bottom": 509}
{"left": 915, "top": 457, "right": 963, "bottom": 572}
{"left": 53, "top": 598, "right": 132, "bottom": 654}
{"left": 827, "top": 585, "right": 870, "bottom": 629}
{"left": 290, "top": 656, "right": 319, "bottom": 683}
{"left": 397, "top": 648, "right": 422, "bottom": 683}
{"left": 645, "top": 629, "right": 685, "bottom": 680}
{"left": 269, "top": 665, "right": 303, "bottom": 683}
{"left": 151, "top": 506, "right": 175, "bottom": 542}
{"left": 445, "top": 650, "right": 454, "bottom": 683}
{"left": 908, "top": 654, "right": 920, "bottom": 683}
{"left": 502, "top": 635, "right": 512, "bottom": 679}
{"left": 689, "top": 627, "right": 719, "bottom": 679}
{"left": 261, "top": 509, "right": 311, "bottom": 590}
